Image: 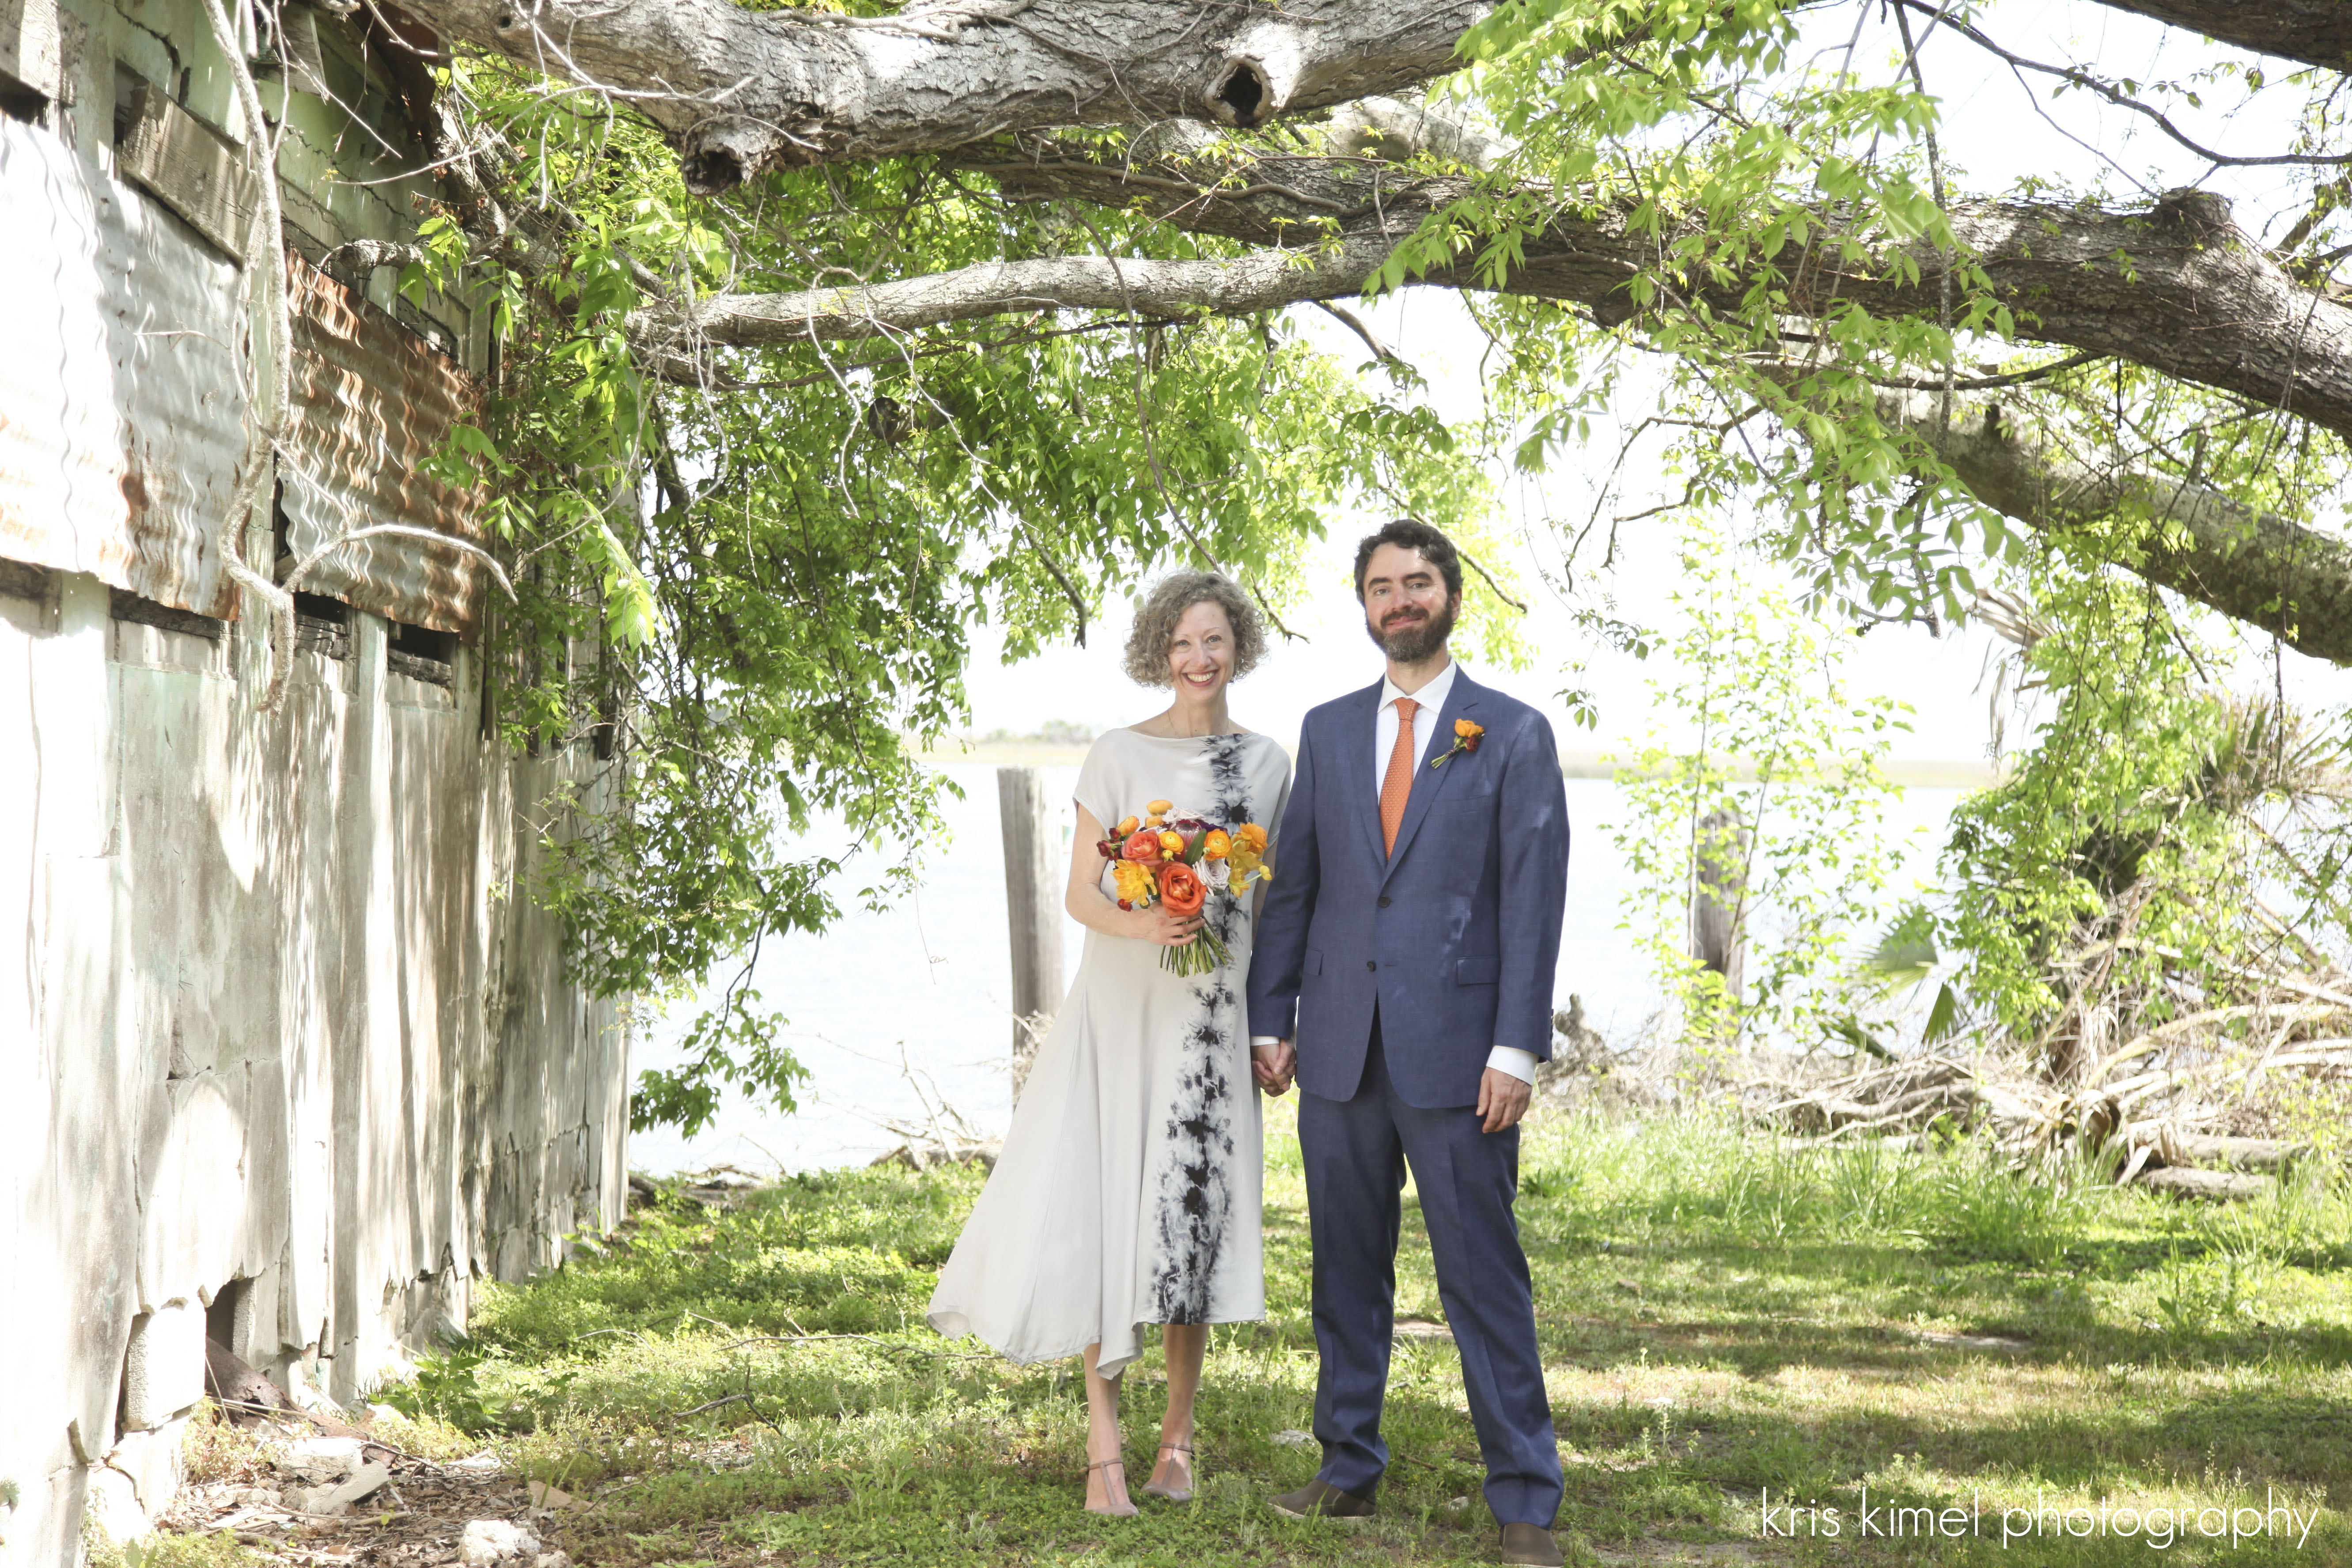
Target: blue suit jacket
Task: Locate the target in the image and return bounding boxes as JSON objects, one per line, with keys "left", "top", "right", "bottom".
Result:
{"left": 1247, "top": 670, "right": 1571, "bottom": 1109}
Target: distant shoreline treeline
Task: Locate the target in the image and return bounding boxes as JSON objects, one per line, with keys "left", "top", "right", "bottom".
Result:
{"left": 918, "top": 726, "right": 1996, "bottom": 788}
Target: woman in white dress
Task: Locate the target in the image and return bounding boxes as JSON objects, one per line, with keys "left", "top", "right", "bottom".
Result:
{"left": 928, "top": 572, "right": 1294, "bottom": 1516}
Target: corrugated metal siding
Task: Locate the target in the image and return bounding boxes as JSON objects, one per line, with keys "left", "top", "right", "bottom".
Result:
{"left": 281, "top": 253, "right": 488, "bottom": 638}
{"left": 0, "top": 116, "right": 248, "bottom": 619}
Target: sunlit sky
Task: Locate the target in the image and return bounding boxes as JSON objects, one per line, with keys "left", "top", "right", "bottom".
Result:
{"left": 958, "top": 0, "right": 2343, "bottom": 762}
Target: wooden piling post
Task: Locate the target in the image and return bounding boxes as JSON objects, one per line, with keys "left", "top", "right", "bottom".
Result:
{"left": 1690, "top": 803, "right": 1749, "bottom": 1000}
{"left": 998, "top": 766, "right": 1065, "bottom": 1098}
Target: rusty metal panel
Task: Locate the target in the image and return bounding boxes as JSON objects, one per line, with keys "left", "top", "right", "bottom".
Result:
{"left": 280, "top": 252, "right": 487, "bottom": 639}
{"left": 0, "top": 115, "right": 247, "bottom": 619}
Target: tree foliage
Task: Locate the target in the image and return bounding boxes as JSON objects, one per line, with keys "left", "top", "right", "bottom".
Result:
{"left": 421, "top": 62, "right": 1524, "bottom": 1129}
{"left": 356, "top": 0, "right": 2352, "bottom": 1115}
{"left": 1612, "top": 517, "right": 1911, "bottom": 1055}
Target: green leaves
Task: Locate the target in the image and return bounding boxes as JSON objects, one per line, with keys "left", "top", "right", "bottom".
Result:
{"left": 433, "top": 61, "right": 1521, "bottom": 1132}
{"left": 632, "top": 986, "right": 809, "bottom": 1139}
{"left": 1609, "top": 515, "right": 1914, "bottom": 1057}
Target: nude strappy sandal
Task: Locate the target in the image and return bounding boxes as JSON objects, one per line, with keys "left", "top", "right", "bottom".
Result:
{"left": 1086, "top": 1455, "right": 1138, "bottom": 1518}
{"left": 1140, "top": 1440, "right": 1195, "bottom": 1504}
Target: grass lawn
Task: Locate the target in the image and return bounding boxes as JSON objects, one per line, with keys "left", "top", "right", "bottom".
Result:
{"left": 386, "top": 1105, "right": 2352, "bottom": 1566}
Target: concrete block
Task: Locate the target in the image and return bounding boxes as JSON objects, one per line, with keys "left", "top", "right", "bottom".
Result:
{"left": 459, "top": 1519, "right": 539, "bottom": 1565}
{"left": 122, "top": 1299, "right": 207, "bottom": 1431}
{"left": 230, "top": 1264, "right": 283, "bottom": 1369}
{"left": 272, "top": 1437, "right": 364, "bottom": 1484}
{"left": 106, "top": 1416, "right": 186, "bottom": 1513}
{"left": 137, "top": 1071, "right": 247, "bottom": 1311}
{"left": 239, "top": 1057, "right": 294, "bottom": 1281}
{"left": 83, "top": 1466, "right": 150, "bottom": 1547}
{"left": 284, "top": 1461, "right": 388, "bottom": 1517}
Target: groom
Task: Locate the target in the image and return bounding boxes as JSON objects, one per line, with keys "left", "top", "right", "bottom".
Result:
{"left": 1248, "top": 520, "right": 1570, "bottom": 1567}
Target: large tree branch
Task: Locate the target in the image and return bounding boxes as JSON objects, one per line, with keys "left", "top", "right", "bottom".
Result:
{"left": 629, "top": 242, "right": 1389, "bottom": 351}
{"left": 644, "top": 156, "right": 2352, "bottom": 444}
{"left": 1875, "top": 387, "right": 2352, "bottom": 664}
{"left": 628, "top": 145, "right": 2352, "bottom": 659}
{"left": 390, "top": 0, "right": 2342, "bottom": 199}
{"left": 2082, "top": 0, "right": 2352, "bottom": 72}
{"left": 395, "top": 0, "right": 1489, "bottom": 193}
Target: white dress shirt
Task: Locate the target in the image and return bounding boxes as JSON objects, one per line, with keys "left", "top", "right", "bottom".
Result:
{"left": 1254, "top": 657, "right": 1537, "bottom": 1087}
{"left": 1374, "top": 656, "right": 1459, "bottom": 777}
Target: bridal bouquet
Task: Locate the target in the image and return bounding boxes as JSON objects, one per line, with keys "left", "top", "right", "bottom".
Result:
{"left": 1097, "top": 799, "right": 1272, "bottom": 975}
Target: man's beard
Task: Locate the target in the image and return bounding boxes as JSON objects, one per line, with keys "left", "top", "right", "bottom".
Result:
{"left": 1365, "top": 595, "right": 1456, "bottom": 663}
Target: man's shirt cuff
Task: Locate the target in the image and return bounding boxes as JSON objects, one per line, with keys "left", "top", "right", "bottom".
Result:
{"left": 1250, "top": 1035, "right": 1285, "bottom": 1049}
{"left": 1486, "top": 1046, "right": 1537, "bottom": 1084}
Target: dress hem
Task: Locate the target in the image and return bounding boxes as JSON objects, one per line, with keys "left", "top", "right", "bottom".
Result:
{"left": 927, "top": 1308, "right": 1270, "bottom": 1374}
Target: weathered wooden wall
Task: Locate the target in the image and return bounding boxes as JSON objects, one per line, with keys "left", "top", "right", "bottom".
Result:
{"left": 0, "top": 1, "right": 629, "bottom": 1562}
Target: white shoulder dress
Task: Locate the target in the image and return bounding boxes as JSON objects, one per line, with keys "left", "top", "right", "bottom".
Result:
{"left": 928, "top": 727, "right": 1293, "bottom": 1376}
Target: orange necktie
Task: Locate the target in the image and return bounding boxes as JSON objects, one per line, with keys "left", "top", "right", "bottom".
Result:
{"left": 1380, "top": 697, "right": 1419, "bottom": 857}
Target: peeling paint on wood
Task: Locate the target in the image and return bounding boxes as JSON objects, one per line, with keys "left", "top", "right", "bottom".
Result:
{"left": 114, "top": 79, "right": 263, "bottom": 262}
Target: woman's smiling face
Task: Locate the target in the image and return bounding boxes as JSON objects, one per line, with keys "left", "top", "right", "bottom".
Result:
{"left": 1165, "top": 599, "right": 1237, "bottom": 701}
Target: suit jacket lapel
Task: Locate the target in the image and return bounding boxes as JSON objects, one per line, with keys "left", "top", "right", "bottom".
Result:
{"left": 1347, "top": 679, "right": 1391, "bottom": 874}
{"left": 1380, "top": 671, "right": 1482, "bottom": 886}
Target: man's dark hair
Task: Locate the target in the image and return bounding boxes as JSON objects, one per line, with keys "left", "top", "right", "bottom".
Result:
{"left": 1353, "top": 519, "right": 1464, "bottom": 602}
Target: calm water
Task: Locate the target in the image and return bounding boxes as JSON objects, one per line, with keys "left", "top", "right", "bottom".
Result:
{"left": 628, "top": 766, "right": 1961, "bottom": 1176}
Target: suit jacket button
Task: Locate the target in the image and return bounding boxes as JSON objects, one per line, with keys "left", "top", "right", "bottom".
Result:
{"left": 1378, "top": 896, "right": 1392, "bottom": 908}
{"left": 1366, "top": 959, "right": 1377, "bottom": 971}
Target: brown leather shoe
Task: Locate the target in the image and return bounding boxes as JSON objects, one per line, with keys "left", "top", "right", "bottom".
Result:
{"left": 1269, "top": 1478, "right": 1377, "bottom": 1520}
{"left": 1499, "top": 1522, "right": 1564, "bottom": 1565}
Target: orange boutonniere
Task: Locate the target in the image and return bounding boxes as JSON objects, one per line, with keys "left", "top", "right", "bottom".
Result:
{"left": 1430, "top": 717, "right": 1485, "bottom": 769}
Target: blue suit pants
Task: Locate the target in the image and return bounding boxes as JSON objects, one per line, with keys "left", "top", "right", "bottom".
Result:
{"left": 1297, "top": 1015, "right": 1563, "bottom": 1525}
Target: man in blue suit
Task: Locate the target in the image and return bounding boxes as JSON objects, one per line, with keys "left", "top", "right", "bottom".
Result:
{"left": 1247, "top": 520, "right": 1569, "bottom": 1567}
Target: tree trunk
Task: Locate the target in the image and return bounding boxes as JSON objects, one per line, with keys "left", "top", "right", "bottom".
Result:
{"left": 394, "top": 0, "right": 1491, "bottom": 192}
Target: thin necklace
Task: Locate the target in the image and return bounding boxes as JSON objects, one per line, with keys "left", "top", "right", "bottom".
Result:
{"left": 1160, "top": 710, "right": 1228, "bottom": 738}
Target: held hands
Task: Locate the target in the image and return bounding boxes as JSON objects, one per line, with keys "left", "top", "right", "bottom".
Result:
{"left": 1244, "top": 1046, "right": 1523, "bottom": 1119}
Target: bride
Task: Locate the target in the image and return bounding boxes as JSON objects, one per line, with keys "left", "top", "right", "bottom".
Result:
{"left": 928, "top": 571, "right": 1294, "bottom": 1515}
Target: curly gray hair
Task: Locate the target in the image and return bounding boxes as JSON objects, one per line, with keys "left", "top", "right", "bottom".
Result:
{"left": 1122, "top": 572, "right": 1267, "bottom": 687}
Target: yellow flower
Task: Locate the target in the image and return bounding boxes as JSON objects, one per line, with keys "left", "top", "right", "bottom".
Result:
{"left": 1159, "top": 829, "right": 1185, "bottom": 855}
{"left": 1113, "top": 861, "right": 1154, "bottom": 904}
{"left": 1235, "top": 822, "right": 1269, "bottom": 854}
{"left": 1115, "top": 815, "right": 1140, "bottom": 837}
{"left": 1146, "top": 799, "right": 1174, "bottom": 815}
{"left": 1202, "top": 829, "right": 1232, "bottom": 860}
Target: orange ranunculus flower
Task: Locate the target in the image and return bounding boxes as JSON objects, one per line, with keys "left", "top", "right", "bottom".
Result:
{"left": 1202, "top": 828, "right": 1232, "bottom": 860}
{"left": 1116, "top": 815, "right": 1140, "bottom": 837}
{"left": 1123, "top": 830, "right": 1161, "bottom": 861}
{"left": 1158, "top": 861, "right": 1206, "bottom": 916}
{"left": 1235, "top": 822, "right": 1269, "bottom": 854}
